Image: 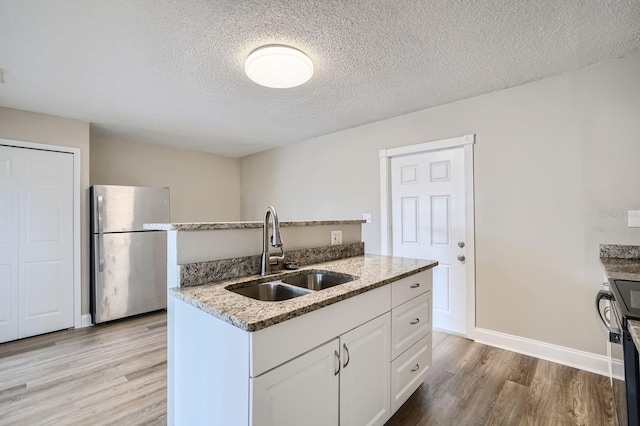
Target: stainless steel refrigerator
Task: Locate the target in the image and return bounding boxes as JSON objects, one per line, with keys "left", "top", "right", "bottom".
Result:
{"left": 90, "top": 185, "right": 170, "bottom": 324}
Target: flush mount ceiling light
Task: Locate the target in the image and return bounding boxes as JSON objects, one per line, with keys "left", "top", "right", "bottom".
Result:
{"left": 245, "top": 45, "right": 313, "bottom": 89}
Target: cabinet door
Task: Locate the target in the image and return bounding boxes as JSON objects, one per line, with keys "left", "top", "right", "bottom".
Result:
{"left": 251, "top": 338, "right": 339, "bottom": 426}
{"left": 340, "top": 313, "right": 391, "bottom": 426}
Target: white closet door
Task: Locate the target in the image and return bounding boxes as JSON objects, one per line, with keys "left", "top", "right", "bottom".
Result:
{"left": 0, "top": 147, "right": 19, "bottom": 342}
{"left": 0, "top": 145, "right": 74, "bottom": 342}
{"left": 18, "top": 147, "right": 74, "bottom": 339}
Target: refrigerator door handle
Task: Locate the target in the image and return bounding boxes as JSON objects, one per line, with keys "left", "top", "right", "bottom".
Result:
{"left": 98, "top": 233, "right": 105, "bottom": 272}
{"left": 97, "top": 195, "right": 105, "bottom": 271}
{"left": 97, "top": 195, "right": 104, "bottom": 234}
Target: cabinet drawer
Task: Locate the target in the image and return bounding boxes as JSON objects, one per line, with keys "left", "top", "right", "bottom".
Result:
{"left": 391, "top": 270, "right": 432, "bottom": 308}
{"left": 391, "top": 334, "right": 432, "bottom": 414}
{"left": 391, "top": 291, "right": 432, "bottom": 359}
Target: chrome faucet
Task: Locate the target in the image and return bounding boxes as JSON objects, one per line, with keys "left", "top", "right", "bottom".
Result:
{"left": 261, "top": 206, "right": 285, "bottom": 276}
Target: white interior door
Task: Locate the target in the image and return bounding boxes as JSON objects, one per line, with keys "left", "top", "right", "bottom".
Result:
{"left": 0, "top": 145, "right": 74, "bottom": 342}
{"left": 391, "top": 148, "right": 467, "bottom": 335}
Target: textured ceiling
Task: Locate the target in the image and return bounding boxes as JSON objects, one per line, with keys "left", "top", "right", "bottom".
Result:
{"left": 0, "top": 1, "right": 639, "bottom": 157}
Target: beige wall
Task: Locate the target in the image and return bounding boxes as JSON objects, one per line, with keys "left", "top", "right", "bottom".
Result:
{"left": 175, "top": 224, "right": 362, "bottom": 264}
{"left": 0, "top": 106, "right": 91, "bottom": 315}
{"left": 241, "top": 52, "right": 640, "bottom": 356}
{"left": 90, "top": 133, "right": 241, "bottom": 222}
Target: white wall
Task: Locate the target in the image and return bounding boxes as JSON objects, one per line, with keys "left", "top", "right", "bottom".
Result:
{"left": 240, "top": 52, "right": 640, "bottom": 356}
{"left": 0, "top": 106, "right": 91, "bottom": 314}
{"left": 91, "top": 133, "right": 241, "bottom": 222}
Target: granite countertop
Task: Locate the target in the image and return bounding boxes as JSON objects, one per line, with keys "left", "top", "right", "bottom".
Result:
{"left": 145, "top": 220, "right": 365, "bottom": 231}
{"left": 599, "top": 257, "right": 640, "bottom": 282}
{"left": 600, "top": 244, "right": 640, "bottom": 351}
{"left": 171, "top": 254, "right": 438, "bottom": 332}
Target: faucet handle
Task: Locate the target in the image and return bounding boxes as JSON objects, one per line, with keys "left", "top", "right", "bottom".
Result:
{"left": 269, "top": 246, "right": 285, "bottom": 265}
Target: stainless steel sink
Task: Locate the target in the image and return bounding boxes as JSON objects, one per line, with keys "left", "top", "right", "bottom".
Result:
{"left": 229, "top": 282, "right": 311, "bottom": 301}
{"left": 281, "top": 271, "right": 358, "bottom": 291}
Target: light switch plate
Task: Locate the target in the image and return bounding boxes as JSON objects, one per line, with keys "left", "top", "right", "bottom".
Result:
{"left": 362, "top": 213, "right": 372, "bottom": 223}
{"left": 629, "top": 210, "right": 640, "bottom": 227}
{"left": 331, "top": 230, "right": 342, "bottom": 245}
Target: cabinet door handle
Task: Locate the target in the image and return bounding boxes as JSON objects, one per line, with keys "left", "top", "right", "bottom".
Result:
{"left": 343, "top": 343, "right": 350, "bottom": 368}
{"left": 410, "top": 364, "right": 420, "bottom": 372}
{"left": 334, "top": 350, "right": 340, "bottom": 376}
{"left": 410, "top": 283, "right": 420, "bottom": 288}
{"left": 410, "top": 318, "right": 420, "bottom": 325}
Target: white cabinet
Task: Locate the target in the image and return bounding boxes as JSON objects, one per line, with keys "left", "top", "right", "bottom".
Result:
{"left": 170, "top": 269, "right": 433, "bottom": 426}
{"left": 339, "top": 313, "right": 391, "bottom": 426}
{"left": 251, "top": 339, "right": 339, "bottom": 426}
{"left": 252, "top": 313, "right": 391, "bottom": 426}
{"left": 389, "top": 270, "right": 433, "bottom": 414}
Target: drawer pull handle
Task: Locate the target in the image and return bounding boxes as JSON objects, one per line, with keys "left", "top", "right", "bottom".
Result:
{"left": 410, "top": 318, "right": 420, "bottom": 325}
{"left": 343, "top": 343, "right": 350, "bottom": 368}
{"left": 334, "top": 350, "right": 340, "bottom": 375}
{"left": 410, "top": 364, "right": 420, "bottom": 372}
{"left": 410, "top": 283, "right": 420, "bottom": 288}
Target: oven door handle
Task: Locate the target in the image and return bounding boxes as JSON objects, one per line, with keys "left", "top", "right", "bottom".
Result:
{"left": 596, "top": 290, "right": 622, "bottom": 344}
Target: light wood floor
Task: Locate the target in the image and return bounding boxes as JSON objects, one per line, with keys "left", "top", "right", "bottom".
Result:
{"left": 0, "top": 313, "right": 615, "bottom": 425}
{"left": 0, "top": 312, "right": 167, "bottom": 425}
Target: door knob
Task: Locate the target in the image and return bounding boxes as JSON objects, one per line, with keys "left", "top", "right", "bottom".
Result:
{"left": 457, "top": 255, "right": 465, "bottom": 262}
{"left": 458, "top": 241, "right": 465, "bottom": 248}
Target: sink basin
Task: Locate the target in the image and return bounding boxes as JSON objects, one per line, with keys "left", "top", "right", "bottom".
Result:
{"left": 229, "top": 282, "right": 311, "bottom": 301}
{"left": 281, "top": 271, "right": 358, "bottom": 291}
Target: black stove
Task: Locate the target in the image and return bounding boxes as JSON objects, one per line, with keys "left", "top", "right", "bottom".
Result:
{"left": 599, "top": 279, "right": 640, "bottom": 426}
{"left": 612, "top": 280, "right": 640, "bottom": 321}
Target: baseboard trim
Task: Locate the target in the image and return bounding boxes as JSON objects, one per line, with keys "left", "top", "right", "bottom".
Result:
{"left": 81, "top": 314, "right": 93, "bottom": 328}
{"left": 433, "top": 326, "right": 467, "bottom": 339}
{"left": 613, "top": 358, "right": 624, "bottom": 381}
{"left": 474, "top": 328, "right": 624, "bottom": 380}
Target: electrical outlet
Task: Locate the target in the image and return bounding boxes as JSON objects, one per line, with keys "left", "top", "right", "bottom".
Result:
{"left": 630, "top": 210, "right": 640, "bottom": 227}
{"left": 362, "top": 213, "right": 372, "bottom": 223}
{"left": 331, "top": 230, "right": 342, "bottom": 245}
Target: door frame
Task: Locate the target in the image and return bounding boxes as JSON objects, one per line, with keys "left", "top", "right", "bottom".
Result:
{"left": 379, "top": 134, "right": 476, "bottom": 339}
{"left": 0, "top": 138, "right": 82, "bottom": 330}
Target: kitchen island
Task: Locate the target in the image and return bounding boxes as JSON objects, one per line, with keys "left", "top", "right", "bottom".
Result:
{"left": 171, "top": 255, "right": 436, "bottom": 426}
{"left": 148, "top": 218, "right": 437, "bottom": 426}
